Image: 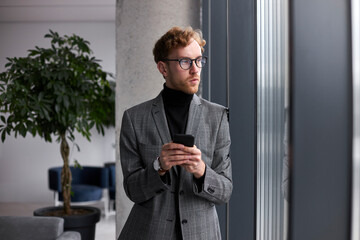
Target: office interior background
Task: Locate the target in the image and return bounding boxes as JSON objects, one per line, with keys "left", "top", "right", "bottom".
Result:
{"left": 0, "top": 1, "right": 359, "bottom": 240}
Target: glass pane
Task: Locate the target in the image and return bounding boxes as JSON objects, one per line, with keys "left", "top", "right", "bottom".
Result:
{"left": 352, "top": 0, "right": 360, "bottom": 239}
{"left": 256, "top": 0, "right": 289, "bottom": 239}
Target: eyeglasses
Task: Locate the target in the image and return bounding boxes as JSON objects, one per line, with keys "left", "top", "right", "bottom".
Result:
{"left": 161, "top": 56, "right": 207, "bottom": 70}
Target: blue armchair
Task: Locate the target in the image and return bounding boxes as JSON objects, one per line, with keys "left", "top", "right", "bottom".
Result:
{"left": 49, "top": 166, "right": 110, "bottom": 217}
{"left": 104, "top": 162, "right": 116, "bottom": 212}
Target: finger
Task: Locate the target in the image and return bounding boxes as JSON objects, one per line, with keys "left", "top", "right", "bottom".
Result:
{"left": 182, "top": 159, "right": 199, "bottom": 167}
{"left": 162, "top": 143, "right": 185, "bottom": 151}
{"left": 180, "top": 153, "right": 202, "bottom": 163}
{"left": 161, "top": 153, "right": 191, "bottom": 167}
{"left": 161, "top": 157, "right": 189, "bottom": 169}
{"left": 180, "top": 163, "right": 199, "bottom": 173}
{"left": 168, "top": 154, "right": 192, "bottom": 161}
{"left": 185, "top": 161, "right": 198, "bottom": 169}
{"left": 181, "top": 146, "right": 201, "bottom": 154}
{"left": 167, "top": 149, "right": 189, "bottom": 156}
{"left": 171, "top": 159, "right": 190, "bottom": 166}
{"left": 161, "top": 151, "right": 189, "bottom": 165}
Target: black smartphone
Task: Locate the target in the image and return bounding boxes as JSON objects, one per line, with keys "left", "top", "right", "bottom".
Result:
{"left": 173, "top": 134, "right": 195, "bottom": 147}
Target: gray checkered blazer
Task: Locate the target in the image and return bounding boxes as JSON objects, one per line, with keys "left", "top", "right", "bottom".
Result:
{"left": 119, "top": 92, "right": 233, "bottom": 240}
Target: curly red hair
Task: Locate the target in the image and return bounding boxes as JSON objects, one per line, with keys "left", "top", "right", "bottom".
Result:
{"left": 153, "top": 26, "right": 206, "bottom": 63}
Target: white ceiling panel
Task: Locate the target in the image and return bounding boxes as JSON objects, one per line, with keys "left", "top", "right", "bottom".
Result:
{"left": 0, "top": 0, "right": 115, "bottom": 22}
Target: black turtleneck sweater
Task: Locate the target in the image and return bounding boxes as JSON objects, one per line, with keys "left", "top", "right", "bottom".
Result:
{"left": 162, "top": 84, "right": 193, "bottom": 138}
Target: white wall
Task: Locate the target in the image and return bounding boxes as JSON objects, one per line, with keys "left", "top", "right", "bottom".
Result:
{"left": 0, "top": 2, "right": 116, "bottom": 203}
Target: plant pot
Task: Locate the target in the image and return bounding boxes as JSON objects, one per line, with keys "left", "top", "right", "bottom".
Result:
{"left": 34, "top": 206, "right": 101, "bottom": 240}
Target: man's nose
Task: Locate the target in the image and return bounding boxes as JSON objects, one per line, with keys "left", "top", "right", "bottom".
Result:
{"left": 189, "top": 61, "right": 200, "bottom": 73}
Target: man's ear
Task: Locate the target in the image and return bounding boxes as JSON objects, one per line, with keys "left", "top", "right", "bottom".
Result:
{"left": 157, "top": 61, "right": 168, "bottom": 78}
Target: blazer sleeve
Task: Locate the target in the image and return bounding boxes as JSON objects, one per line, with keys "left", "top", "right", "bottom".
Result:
{"left": 193, "top": 108, "right": 233, "bottom": 204}
{"left": 120, "top": 110, "right": 170, "bottom": 204}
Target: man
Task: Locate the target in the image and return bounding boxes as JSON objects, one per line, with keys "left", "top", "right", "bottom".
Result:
{"left": 119, "top": 26, "right": 233, "bottom": 240}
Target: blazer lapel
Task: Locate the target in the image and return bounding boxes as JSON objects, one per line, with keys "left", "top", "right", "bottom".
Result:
{"left": 151, "top": 93, "right": 179, "bottom": 176}
{"left": 151, "top": 93, "right": 171, "bottom": 145}
{"left": 185, "top": 94, "right": 203, "bottom": 139}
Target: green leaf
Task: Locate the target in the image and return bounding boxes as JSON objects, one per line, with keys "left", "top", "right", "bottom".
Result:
{"left": 73, "top": 159, "right": 82, "bottom": 169}
{"left": 55, "top": 104, "right": 60, "bottom": 113}
{"left": 56, "top": 95, "right": 62, "bottom": 104}
{"left": 68, "top": 132, "right": 75, "bottom": 142}
{"left": 28, "top": 49, "right": 39, "bottom": 56}
{"left": 43, "top": 108, "right": 51, "bottom": 121}
{"left": 63, "top": 95, "right": 69, "bottom": 109}
{"left": 20, "top": 108, "right": 27, "bottom": 117}
{"left": 31, "top": 127, "right": 36, "bottom": 136}
{"left": 1, "top": 130, "right": 6, "bottom": 142}
{"left": 38, "top": 92, "right": 44, "bottom": 101}
{"left": 19, "top": 123, "right": 27, "bottom": 137}
{"left": 75, "top": 143, "right": 80, "bottom": 152}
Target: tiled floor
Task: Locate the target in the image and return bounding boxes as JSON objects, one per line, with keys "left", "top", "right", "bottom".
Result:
{"left": 0, "top": 202, "right": 116, "bottom": 240}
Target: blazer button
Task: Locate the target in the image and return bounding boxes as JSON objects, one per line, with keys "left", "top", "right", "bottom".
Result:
{"left": 179, "top": 190, "right": 184, "bottom": 195}
{"left": 182, "top": 219, "right": 188, "bottom": 224}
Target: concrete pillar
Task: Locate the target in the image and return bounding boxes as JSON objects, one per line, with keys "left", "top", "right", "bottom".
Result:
{"left": 115, "top": 0, "right": 200, "bottom": 237}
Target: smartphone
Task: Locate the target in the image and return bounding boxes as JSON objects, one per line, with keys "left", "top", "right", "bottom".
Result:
{"left": 173, "top": 134, "right": 195, "bottom": 147}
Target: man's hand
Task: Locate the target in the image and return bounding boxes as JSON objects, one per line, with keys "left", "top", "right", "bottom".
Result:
{"left": 159, "top": 143, "right": 205, "bottom": 178}
{"left": 179, "top": 145, "right": 205, "bottom": 178}
{"left": 159, "top": 143, "right": 189, "bottom": 171}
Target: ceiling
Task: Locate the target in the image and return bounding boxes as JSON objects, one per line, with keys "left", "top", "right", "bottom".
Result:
{"left": 0, "top": 0, "right": 115, "bottom": 22}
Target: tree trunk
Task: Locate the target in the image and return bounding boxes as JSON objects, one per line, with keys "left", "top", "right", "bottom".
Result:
{"left": 60, "top": 133, "right": 72, "bottom": 215}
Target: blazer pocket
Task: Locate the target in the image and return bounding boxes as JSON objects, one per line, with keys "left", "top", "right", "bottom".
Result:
{"left": 138, "top": 143, "right": 162, "bottom": 165}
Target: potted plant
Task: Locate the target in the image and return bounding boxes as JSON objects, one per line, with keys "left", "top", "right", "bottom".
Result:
{"left": 0, "top": 30, "right": 115, "bottom": 239}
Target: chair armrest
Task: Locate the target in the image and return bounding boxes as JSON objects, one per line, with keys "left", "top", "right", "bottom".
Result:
{"left": 49, "top": 167, "right": 62, "bottom": 192}
{"left": 99, "top": 167, "right": 110, "bottom": 188}
{"left": 107, "top": 163, "right": 116, "bottom": 188}
{"left": 0, "top": 216, "right": 65, "bottom": 239}
{"left": 56, "top": 231, "right": 81, "bottom": 240}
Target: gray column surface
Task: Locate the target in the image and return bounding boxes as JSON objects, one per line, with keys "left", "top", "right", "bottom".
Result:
{"left": 115, "top": 0, "right": 200, "bottom": 237}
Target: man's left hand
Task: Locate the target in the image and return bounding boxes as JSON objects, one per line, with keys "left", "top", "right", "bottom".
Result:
{"left": 180, "top": 145, "right": 205, "bottom": 178}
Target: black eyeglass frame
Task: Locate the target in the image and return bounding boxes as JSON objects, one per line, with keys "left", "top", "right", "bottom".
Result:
{"left": 160, "top": 56, "right": 208, "bottom": 70}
